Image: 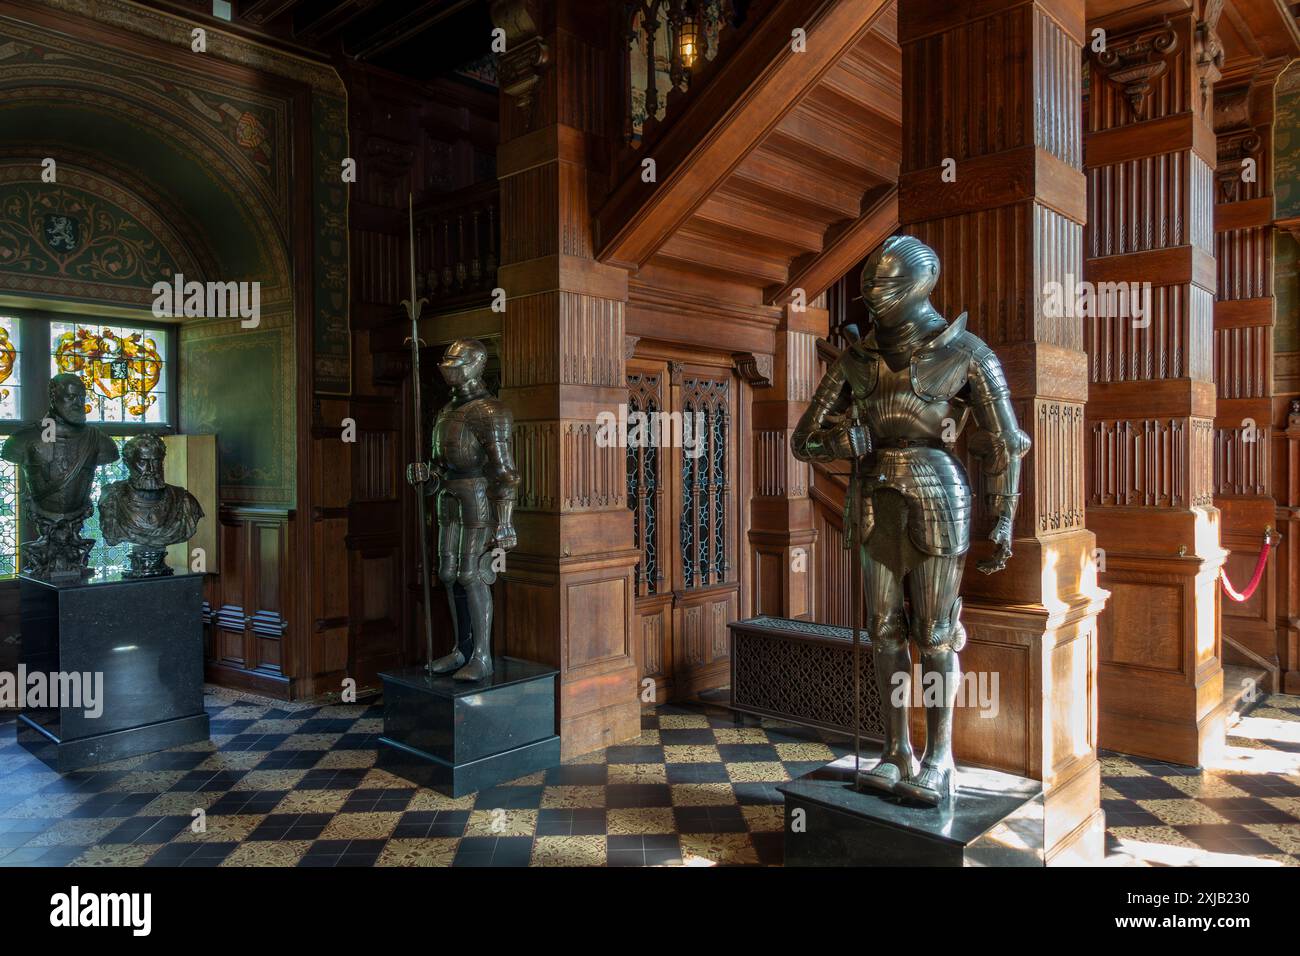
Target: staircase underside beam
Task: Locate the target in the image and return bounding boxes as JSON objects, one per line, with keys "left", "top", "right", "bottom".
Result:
{"left": 595, "top": 0, "right": 892, "bottom": 271}
{"left": 764, "top": 185, "right": 898, "bottom": 306}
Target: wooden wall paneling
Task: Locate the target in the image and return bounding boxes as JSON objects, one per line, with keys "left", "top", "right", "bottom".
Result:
{"left": 1083, "top": 2, "right": 1228, "bottom": 765}
{"left": 204, "top": 507, "right": 293, "bottom": 699}
{"left": 1211, "top": 62, "right": 1289, "bottom": 684}
{"left": 898, "top": 0, "right": 1106, "bottom": 865}
{"left": 748, "top": 303, "right": 823, "bottom": 625}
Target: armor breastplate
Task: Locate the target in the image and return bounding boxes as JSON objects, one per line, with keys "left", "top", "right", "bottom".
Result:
{"left": 854, "top": 360, "right": 961, "bottom": 443}
{"left": 839, "top": 316, "right": 980, "bottom": 558}
{"left": 844, "top": 312, "right": 975, "bottom": 443}
{"left": 431, "top": 402, "right": 487, "bottom": 477}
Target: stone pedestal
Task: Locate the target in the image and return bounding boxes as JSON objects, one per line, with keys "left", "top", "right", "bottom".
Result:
{"left": 16, "top": 570, "right": 209, "bottom": 772}
{"left": 377, "top": 657, "right": 560, "bottom": 796}
{"left": 780, "top": 754, "right": 1045, "bottom": 867}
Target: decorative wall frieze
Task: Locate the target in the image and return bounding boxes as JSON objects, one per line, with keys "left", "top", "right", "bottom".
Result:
{"left": 37, "top": 0, "right": 345, "bottom": 94}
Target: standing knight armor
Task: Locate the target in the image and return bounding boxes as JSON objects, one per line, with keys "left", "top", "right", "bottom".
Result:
{"left": 792, "top": 235, "right": 1030, "bottom": 805}
{"left": 407, "top": 339, "right": 519, "bottom": 682}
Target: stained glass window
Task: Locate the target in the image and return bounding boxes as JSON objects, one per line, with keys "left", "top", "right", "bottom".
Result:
{"left": 0, "top": 316, "right": 21, "bottom": 422}
{"left": 0, "top": 460, "right": 17, "bottom": 578}
{"left": 49, "top": 320, "right": 168, "bottom": 424}
{"left": 83, "top": 436, "right": 132, "bottom": 572}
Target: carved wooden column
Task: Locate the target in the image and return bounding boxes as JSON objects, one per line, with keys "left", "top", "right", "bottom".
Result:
{"left": 1212, "top": 64, "right": 1287, "bottom": 686}
{"left": 899, "top": 0, "right": 1105, "bottom": 865}
{"left": 746, "top": 302, "right": 821, "bottom": 620}
{"left": 492, "top": 0, "right": 641, "bottom": 757}
{"left": 1084, "top": 2, "right": 1227, "bottom": 766}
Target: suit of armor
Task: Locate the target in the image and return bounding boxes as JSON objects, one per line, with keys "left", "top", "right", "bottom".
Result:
{"left": 408, "top": 339, "right": 518, "bottom": 682}
{"left": 793, "top": 236, "right": 1030, "bottom": 804}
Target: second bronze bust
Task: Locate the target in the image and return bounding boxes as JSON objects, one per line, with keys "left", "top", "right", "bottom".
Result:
{"left": 99, "top": 434, "right": 204, "bottom": 578}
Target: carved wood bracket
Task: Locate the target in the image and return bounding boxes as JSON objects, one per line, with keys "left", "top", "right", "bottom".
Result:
{"left": 1195, "top": 0, "right": 1225, "bottom": 119}
{"left": 1215, "top": 129, "right": 1262, "bottom": 203}
{"left": 731, "top": 351, "right": 773, "bottom": 388}
{"left": 491, "top": 0, "right": 549, "bottom": 122}
{"left": 1094, "top": 24, "right": 1179, "bottom": 121}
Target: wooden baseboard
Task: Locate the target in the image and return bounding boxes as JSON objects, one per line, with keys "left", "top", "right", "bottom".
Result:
{"left": 205, "top": 660, "right": 293, "bottom": 700}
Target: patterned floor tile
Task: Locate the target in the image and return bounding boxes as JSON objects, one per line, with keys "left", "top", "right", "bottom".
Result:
{"left": 530, "top": 834, "right": 606, "bottom": 866}
{"left": 1, "top": 689, "right": 1299, "bottom": 867}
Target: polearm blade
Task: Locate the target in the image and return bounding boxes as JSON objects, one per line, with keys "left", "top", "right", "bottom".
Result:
{"left": 401, "top": 193, "right": 435, "bottom": 674}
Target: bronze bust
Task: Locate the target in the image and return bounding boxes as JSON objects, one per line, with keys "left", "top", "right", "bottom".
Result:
{"left": 1, "top": 373, "right": 119, "bottom": 577}
{"left": 99, "top": 434, "right": 204, "bottom": 577}
{"left": 793, "top": 235, "right": 1030, "bottom": 806}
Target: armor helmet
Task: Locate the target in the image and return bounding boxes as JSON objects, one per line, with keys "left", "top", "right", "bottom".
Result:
{"left": 861, "top": 235, "right": 940, "bottom": 329}
{"left": 439, "top": 338, "right": 488, "bottom": 388}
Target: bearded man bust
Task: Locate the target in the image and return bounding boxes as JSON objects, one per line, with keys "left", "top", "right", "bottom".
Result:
{"left": 99, "top": 434, "right": 204, "bottom": 577}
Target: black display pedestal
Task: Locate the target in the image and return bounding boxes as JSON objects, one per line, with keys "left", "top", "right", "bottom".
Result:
{"left": 779, "top": 754, "right": 1045, "bottom": 866}
{"left": 16, "top": 569, "right": 209, "bottom": 772}
{"left": 377, "top": 657, "right": 560, "bottom": 797}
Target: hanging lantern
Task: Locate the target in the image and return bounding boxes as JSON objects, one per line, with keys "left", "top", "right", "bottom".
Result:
{"left": 678, "top": 8, "right": 700, "bottom": 71}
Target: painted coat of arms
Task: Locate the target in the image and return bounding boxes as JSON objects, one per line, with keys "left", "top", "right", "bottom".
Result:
{"left": 43, "top": 214, "right": 80, "bottom": 253}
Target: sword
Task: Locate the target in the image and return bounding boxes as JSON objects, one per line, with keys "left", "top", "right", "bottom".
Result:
{"left": 400, "top": 193, "right": 436, "bottom": 675}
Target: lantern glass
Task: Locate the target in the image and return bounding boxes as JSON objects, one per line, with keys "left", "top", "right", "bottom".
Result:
{"left": 679, "top": 17, "right": 699, "bottom": 70}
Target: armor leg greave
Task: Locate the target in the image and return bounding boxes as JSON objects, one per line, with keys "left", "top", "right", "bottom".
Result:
{"left": 451, "top": 525, "right": 493, "bottom": 682}
{"left": 860, "top": 562, "right": 916, "bottom": 795}
{"left": 428, "top": 556, "right": 468, "bottom": 675}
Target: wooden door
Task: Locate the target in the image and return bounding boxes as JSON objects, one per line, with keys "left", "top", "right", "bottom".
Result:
{"left": 628, "top": 356, "right": 739, "bottom": 701}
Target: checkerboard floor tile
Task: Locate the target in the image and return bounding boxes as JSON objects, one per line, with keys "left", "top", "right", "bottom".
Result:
{"left": 3, "top": 688, "right": 1300, "bottom": 867}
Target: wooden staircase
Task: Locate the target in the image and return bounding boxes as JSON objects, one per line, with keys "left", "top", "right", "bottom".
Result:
{"left": 598, "top": 0, "right": 902, "bottom": 305}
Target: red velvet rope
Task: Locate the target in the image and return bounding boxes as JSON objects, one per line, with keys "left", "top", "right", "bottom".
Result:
{"left": 1220, "top": 532, "right": 1274, "bottom": 603}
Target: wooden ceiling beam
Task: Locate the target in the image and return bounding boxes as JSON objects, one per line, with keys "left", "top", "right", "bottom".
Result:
{"left": 291, "top": 0, "right": 378, "bottom": 40}
{"left": 690, "top": 192, "right": 827, "bottom": 257}
{"left": 654, "top": 229, "right": 792, "bottom": 286}
{"left": 596, "top": 0, "right": 893, "bottom": 270}
{"left": 1221, "top": 0, "right": 1300, "bottom": 76}
{"left": 729, "top": 145, "right": 865, "bottom": 222}
{"left": 764, "top": 185, "right": 898, "bottom": 307}
{"left": 240, "top": 0, "right": 303, "bottom": 26}
{"left": 769, "top": 103, "right": 900, "bottom": 183}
